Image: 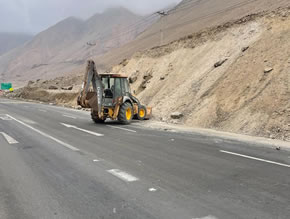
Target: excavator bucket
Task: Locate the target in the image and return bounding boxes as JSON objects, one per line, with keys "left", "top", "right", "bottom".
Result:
{"left": 78, "top": 60, "right": 103, "bottom": 118}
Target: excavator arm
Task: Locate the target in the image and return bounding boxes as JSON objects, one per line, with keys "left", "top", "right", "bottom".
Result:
{"left": 77, "top": 60, "right": 103, "bottom": 118}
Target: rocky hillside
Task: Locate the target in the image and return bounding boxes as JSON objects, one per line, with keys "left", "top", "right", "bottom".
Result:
{"left": 0, "top": 7, "right": 150, "bottom": 87}
{"left": 112, "top": 7, "right": 290, "bottom": 141}
{"left": 0, "top": 33, "right": 32, "bottom": 56}
{"left": 94, "top": 0, "right": 290, "bottom": 69}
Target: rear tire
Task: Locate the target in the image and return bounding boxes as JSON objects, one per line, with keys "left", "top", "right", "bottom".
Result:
{"left": 137, "top": 105, "right": 147, "bottom": 120}
{"left": 91, "top": 112, "right": 105, "bottom": 124}
{"left": 118, "top": 102, "right": 133, "bottom": 124}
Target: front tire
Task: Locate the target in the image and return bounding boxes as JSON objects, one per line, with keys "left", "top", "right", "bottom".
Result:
{"left": 118, "top": 102, "right": 133, "bottom": 124}
{"left": 137, "top": 105, "right": 147, "bottom": 120}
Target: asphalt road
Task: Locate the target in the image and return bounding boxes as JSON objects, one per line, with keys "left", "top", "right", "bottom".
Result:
{"left": 0, "top": 98, "right": 289, "bottom": 219}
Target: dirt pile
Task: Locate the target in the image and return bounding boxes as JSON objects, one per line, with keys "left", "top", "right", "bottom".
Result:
{"left": 6, "top": 76, "right": 81, "bottom": 107}
{"left": 112, "top": 8, "right": 290, "bottom": 141}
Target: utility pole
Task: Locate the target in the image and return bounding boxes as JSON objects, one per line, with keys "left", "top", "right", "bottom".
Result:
{"left": 157, "top": 11, "right": 168, "bottom": 46}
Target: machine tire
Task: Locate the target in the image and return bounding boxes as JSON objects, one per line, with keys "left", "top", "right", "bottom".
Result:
{"left": 91, "top": 112, "right": 105, "bottom": 124}
{"left": 118, "top": 102, "right": 133, "bottom": 124}
{"left": 137, "top": 105, "right": 147, "bottom": 120}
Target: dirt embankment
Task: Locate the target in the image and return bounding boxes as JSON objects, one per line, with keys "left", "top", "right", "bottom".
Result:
{"left": 112, "top": 8, "right": 290, "bottom": 141}
{"left": 7, "top": 76, "right": 81, "bottom": 107}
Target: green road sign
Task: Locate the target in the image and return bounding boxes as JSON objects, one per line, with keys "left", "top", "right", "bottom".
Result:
{"left": 1, "top": 83, "right": 12, "bottom": 90}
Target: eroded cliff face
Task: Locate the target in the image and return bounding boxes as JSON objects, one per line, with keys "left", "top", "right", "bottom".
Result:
{"left": 113, "top": 8, "right": 290, "bottom": 141}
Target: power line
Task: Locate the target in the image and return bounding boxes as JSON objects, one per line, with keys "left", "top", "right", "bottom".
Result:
{"left": 88, "top": 0, "right": 289, "bottom": 52}
{"left": 136, "top": 0, "right": 260, "bottom": 43}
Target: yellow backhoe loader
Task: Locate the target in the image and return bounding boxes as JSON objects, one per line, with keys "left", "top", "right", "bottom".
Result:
{"left": 77, "top": 60, "right": 152, "bottom": 124}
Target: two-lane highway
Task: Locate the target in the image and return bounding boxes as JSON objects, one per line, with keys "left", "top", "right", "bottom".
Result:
{"left": 0, "top": 98, "right": 289, "bottom": 219}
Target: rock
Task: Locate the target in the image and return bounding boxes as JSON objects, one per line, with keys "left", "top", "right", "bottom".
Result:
{"left": 48, "top": 85, "right": 58, "bottom": 90}
{"left": 120, "top": 59, "right": 129, "bottom": 67}
{"left": 160, "top": 76, "right": 165, "bottom": 80}
{"left": 27, "top": 80, "right": 34, "bottom": 86}
{"left": 264, "top": 67, "right": 273, "bottom": 73}
{"left": 76, "top": 106, "right": 82, "bottom": 110}
{"left": 214, "top": 59, "right": 228, "bottom": 68}
{"left": 129, "top": 76, "right": 137, "bottom": 84}
{"left": 170, "top": 112, "right": 184, "bottom": 119}
{"left": 276, "top": 146, "right": 281, "bottom": 151}
{"left": 61, "top": 86, "right": 73, "bottom": 90}
{"left": 142, "top": 84, "right": 147, "bottom": 89}
{"left": 143, "top": 71, "right": 153, "bottom": 80}
{"left": 241, "top": 46, "right": 249, "bottom": 52}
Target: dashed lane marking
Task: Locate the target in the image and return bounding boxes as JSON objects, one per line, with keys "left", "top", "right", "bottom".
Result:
{"left": 61, "top": 123, "right": 104, "bottom": 137}
{"left": 0, "top": 132, "right": 19, "bottom": 144}
{"left": 107, "top": 169, "right": 139, "bottom": 182}
{"left": 63, "top": 114, "right": 77, "bottom": 119}
{"left": 220, "top": 150, "right": 290, "bottom": 168}
{"left": 106, "top": 125, "right": 137, "bottom": 133}
{"left": 6, "top": 114, "right": 80, "bottom": 151}
{"left": 38, "top": 109, "right": 47, "bottom": 112}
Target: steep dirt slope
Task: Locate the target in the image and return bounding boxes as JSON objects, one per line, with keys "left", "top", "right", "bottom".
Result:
{"left": 112, "top": 8, "right": 290, "bottom": 141}
{"left": 0, "top": 8, "right": 147, "bottom": 87}
{"left": 95, "top": 0, "right": 290, "bottom": 69}
{"left": 0, "top": 33, "right": 33, "bottom": 56}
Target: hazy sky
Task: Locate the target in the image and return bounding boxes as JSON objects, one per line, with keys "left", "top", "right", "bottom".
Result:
{"left": 0, "top": 0, "right": 181, "bottom": 34}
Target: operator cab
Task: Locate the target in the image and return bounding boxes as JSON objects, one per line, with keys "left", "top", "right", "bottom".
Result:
{"left": 100, "top": 74, "right": 130, "bottom": 107}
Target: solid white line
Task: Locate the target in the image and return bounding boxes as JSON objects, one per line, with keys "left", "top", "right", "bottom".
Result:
{"left": 63, "top": 114, "right": 77, "bottom": 119}
{"left": 106, "top": 125, "right": 136, "bottom": 133}
{"left": 6, "top": 114, "right": 80, "bottom": 151}
{"left": 107, "top": 169, "right": 139, "bottom": 182}
{"left": 0, "top": 102, "right": 26, "bottom": 104}
{"left": 220, "top": 150, "right": 290, "bottom": 168}
{"left": 0, "top": 132, "right": 19, "bottom": 144}
{"left": 61, "top": 123, "right": 103, "bottom": 137}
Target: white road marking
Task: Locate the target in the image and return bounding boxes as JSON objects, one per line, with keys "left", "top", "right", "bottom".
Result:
{"left": 107, "top": 169, "right": 139, "bottom": 182}
{"left": 6, "top": 114, "right": 80, "bottom": 151}
{"left": 0, "top": 102, "right": 25, "bottom": 104}
{"left": 192, "top": 216, "right": 218, "bottom": 219}
{"left": 0, "top": 115, "right": 12, "bottom": 120}
{"left": 18, "top": 117, "right": 37, "bottom": 124}
{"left": 148, "top": 188, "right": 157, "bottom": 192}
{"left": 93, "top": 159, "right": 100, "bottom": 162}
{"left": 61, "top": 123, "right": 104, "bottom": 137}
{"left": 63, "top": 114, "right": 77, "bottom": 119}
{"left": 106, "top": 125, "right": 136, "bottom": 133}
{"left": 0, "top": 132, "right": 19, "bottom": 144}
{"left": 220, "top": 150, "right": 290, "bottom": 168}
{"left": 38, "top": 109, "right": 47, "bottom": 112}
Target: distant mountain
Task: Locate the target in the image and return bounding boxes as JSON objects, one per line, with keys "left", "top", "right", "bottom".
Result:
{"left": 0, "top": 7, "right": 152, "bottom": 85}
{"left": 0, "top": 33, "right": 33, "bottom": 55}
